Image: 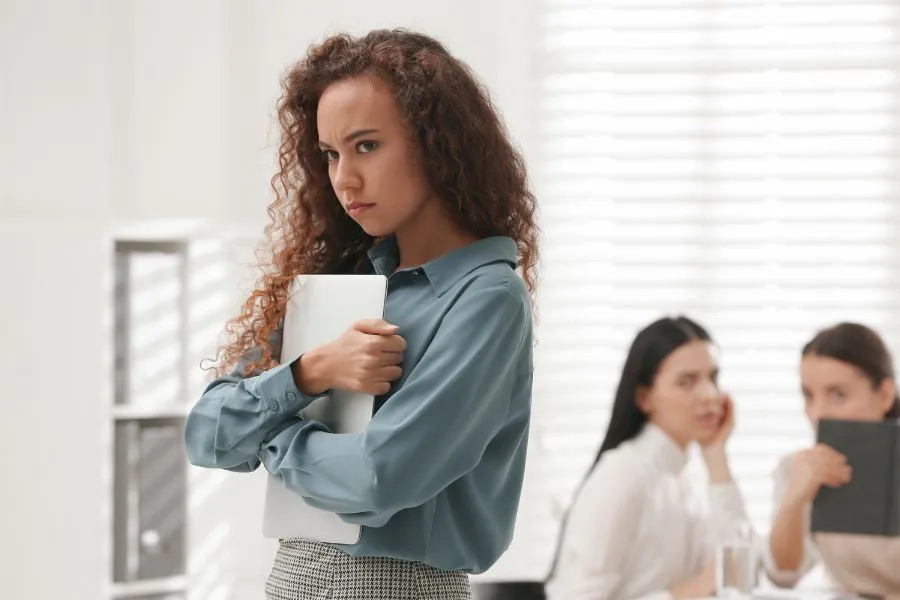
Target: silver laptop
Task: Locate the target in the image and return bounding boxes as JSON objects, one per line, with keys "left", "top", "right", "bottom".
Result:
{"left": 262, "top": 274, "right": 388, "bottom": 544}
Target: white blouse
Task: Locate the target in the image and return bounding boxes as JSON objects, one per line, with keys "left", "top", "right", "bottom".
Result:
{"left": 761, "top": 454, "right": 900, "bottom": 599}
{"left": 545, "top": 423, "right": 750, "bottom": 600}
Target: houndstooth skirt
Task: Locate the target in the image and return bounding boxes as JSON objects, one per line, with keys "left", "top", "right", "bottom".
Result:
{"left": 265, "top": 539, "right": 472, "bottom": 600}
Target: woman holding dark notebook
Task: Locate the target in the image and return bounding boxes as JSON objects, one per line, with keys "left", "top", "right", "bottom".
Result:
{"left": 763, "top": 322, "right": 900, "bottom": 599}
{"left": 183, "top": 29, "right": 538, "bottom": 600}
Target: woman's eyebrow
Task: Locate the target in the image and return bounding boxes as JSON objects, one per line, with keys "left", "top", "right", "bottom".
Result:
{"left": 318, "top": 128, "right": 381, "bottom": 149}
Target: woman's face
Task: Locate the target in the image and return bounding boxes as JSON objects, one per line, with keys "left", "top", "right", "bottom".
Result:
{"left": 316, "top": 74, "right": 437, "bottom": 239}
{"left": 638, "top": 340, "right": 724, "bottom": 448}
{"left": 800, "top": 354, "right": 895, "bottom": 427}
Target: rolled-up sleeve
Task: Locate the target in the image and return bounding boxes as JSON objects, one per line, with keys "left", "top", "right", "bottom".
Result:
{"left": 258, "top": 278, "right": 531, "bottom": 527}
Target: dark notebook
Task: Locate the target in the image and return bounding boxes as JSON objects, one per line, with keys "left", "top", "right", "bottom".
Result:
{"left": 810, "top": 418, "right": 900, "bottom": 536}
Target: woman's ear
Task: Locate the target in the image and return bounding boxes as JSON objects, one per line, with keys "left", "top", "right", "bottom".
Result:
{"left": 635, "top": 385, "right": 652, "bottom": 415}
{"left": 877, "top": 377, "right": 896, "bottom": 415}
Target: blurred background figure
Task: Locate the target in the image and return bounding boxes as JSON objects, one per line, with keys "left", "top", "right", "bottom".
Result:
{"left": 545, "top": 316, "right": 749, "bottom": 600}
{"left": 764, "top": 323, "right": 900, "bottom": 599}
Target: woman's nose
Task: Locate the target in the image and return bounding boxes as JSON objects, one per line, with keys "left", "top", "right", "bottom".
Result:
{"left": 806, "top": 401, "right": 824, "bottom": 425}
{"left": 332, "top": 158, "right": 362, "bottom": 191}
{"left": 697, "top": 380, "right": 719, "bottom": 401}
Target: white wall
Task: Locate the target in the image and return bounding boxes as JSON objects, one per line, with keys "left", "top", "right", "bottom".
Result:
{"left": 0, "top": 225, "right": 112, "bottom": 599}
{"left": 2, "top": 1, "right": 536, "bottom": 598}
{"left": 3, "top": 1, "right": 114, "bottom": 599}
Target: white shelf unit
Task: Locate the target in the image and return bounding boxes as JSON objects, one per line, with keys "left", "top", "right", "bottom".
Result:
{"left": 109, "top": 220, "right": 270, "bottom": 600}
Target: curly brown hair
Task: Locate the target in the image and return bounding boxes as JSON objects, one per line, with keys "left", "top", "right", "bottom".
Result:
{"left": 214, "top": 28, "right": 540, "bottom": 376}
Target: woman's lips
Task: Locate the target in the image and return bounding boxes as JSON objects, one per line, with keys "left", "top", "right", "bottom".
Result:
{"left": 346, "top": 202, "right": 374, "bottom": 217}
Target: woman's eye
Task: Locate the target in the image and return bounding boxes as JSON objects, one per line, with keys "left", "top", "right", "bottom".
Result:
{"left": 357, "top": 140, "right": 378, "bottom": 154}
{"left": 322, "top": 149, "right": 338, "bottom": 162}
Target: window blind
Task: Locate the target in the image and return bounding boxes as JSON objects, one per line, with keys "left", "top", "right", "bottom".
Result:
{"left": 481, "top": 0, "right": 900, "bottom": 582}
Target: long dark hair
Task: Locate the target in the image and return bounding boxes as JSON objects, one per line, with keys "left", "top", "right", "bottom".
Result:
{"left": 803, "top": 322, "right": 900, "bottom": 420}
{"left": 540, "top": 315, "right": 713, "bottom": 591}
{"left": 591, "top": 315, "right": 713, "bottom": 467}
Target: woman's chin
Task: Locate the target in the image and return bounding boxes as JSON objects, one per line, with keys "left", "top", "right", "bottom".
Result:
{"left": 358, "top": 221, "right": 394, "bottom": 238}
{"left": 694, "top": 427, "right": 719, "bottom": 446}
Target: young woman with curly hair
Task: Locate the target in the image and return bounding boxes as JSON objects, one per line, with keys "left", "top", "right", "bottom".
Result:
{"left": 184, "top": 28, "right": 539, "bottom": 600}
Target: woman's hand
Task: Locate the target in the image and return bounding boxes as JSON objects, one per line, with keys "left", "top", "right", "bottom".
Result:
{"left": 783, "top": 443, "right": 851, "bottom": 507}
{"left": 700, "top": 394, "right": 735, "bottom": 483}
{"left": 294, "top": 319, "right": 407, "bottom": 396}
{"left": 701, "top": 393, "right": 735, "bottom": 451}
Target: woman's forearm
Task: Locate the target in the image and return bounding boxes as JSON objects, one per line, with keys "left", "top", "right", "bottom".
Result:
{"left": 701, "top": 445, "right": 733, "bottom": 484}
{"left": 768, "top": 498, "right": 807, "bottom": 572}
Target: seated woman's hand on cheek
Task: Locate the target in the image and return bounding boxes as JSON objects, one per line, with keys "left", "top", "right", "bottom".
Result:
{"left": 636, "top": 343, "right": 736, "bottom": 487}
{"left": 698, "top": 393, "right": 736, "bottom": 484}
{"left": 545, "top": 316, "right": 752, "bottom": 600}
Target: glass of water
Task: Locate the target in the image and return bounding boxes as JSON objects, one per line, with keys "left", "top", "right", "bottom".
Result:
{"left": 716, "top": 522, "right": 756, "bottom": 598}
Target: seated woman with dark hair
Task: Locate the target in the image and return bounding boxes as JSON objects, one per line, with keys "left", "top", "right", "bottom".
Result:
{"left": 544, "top": 316, "right": 751, "bottom": 600}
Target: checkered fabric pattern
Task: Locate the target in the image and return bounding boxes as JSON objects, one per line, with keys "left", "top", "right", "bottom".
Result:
{"left": 265, "top": 538, "right": 472, "bottom": 600}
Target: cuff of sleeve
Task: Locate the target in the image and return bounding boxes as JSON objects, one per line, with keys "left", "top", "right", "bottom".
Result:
{"left": 708, "top": 481, "right": 742, "bottom": 501}
{"left": 259, "top": 417, "right": 328, "bottom": 475}
{"left": 708, "top": 481, "right": 749, "bottom": 518}
{"left": 254, "top": 361, "right": 326, "bottom": 414}
{"left": 762, "top": 565, "right": 802, "bottom": 588}
{"left": 759, "top": 540, "right": 802, "bottom": 588}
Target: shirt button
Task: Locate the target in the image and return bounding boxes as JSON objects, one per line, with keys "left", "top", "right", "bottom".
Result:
{"left": 269, "top": 400, "right": 280, "bottom": 412}
{"left": 286, "top": 391, "right": 297, "bottom": 402}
